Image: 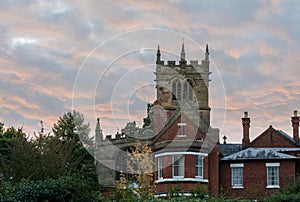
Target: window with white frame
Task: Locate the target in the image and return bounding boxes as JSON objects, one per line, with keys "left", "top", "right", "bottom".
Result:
{"left": 266, "top": 163, "right": 280, "bottom": 188}
{"left": 173, "top": 155, "right": 184, "bottom": 178}
{"left": 177, "top": 123, "right": 186, "bottom": 137}
{"left": 230, "top": 163, "right": 244, "bottom": 188}
{"left": 157, "top": 157, "right": 163, "bottom": 179}
{"left": 195, "top": 156, "right": 203, "bottom": 178}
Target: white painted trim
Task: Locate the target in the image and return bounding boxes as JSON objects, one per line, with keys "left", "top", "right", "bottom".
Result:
{"left": 267, "top": 185, "right": 280, "bottom": 189}
{"left": 178, "top": 123, "right": 186, "bottom": 126}
{"left": 155, "top": 192, "right": 209, "bottom": 198}
{"left": 156, "top": 178, "right": 209, "bottom": 183}
{"left": 196, "top": 156, "right": 204, "bottom": 178}
{"left": 266, "top": 163, "right": 280, "bottom": 188}
{"left": 266, "top": 162, "right": 280, "bottom": 167}
{"left": 157, "top": 156, "right": 163, "bottom": 179}
{"left": 232, "top": 186, "right": 244, "bottom": 189}
{"left": 155, "top": 193, "right": 193, "bottom": 198}
{"left": 230, "top": 163, "right": 244, "bottom": 168}
{"left": 177, "top": 134, "right": 186, "bottom": 137}
{"left": 155, "top": 193, "right": 168, "bottom": 198}
{"left": 155, "top": 151, "right": 208, "bottom": 158}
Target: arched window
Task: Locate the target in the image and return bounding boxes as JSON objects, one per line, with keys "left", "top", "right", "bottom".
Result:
{"left": 183, "top": 79, "right": 194, "bottom": 101}
{"left": 172, "top": 79, "right": 182, "bottom": 101}
{"left": 177, "top": 82, "right": 181, "bottom": 101}
{"left": 172, "top": 82, "right": 176, "bottom": 100}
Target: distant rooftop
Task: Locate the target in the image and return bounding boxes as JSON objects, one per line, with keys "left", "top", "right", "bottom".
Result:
{"left": 220, "top": 144, "right": 242, "bottom": 157}
{"left": 222, "top": 148, "right": 300, "bottom": 161}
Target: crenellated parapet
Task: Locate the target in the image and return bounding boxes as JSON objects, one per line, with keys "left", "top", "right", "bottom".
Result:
{"left": 155, "top": 43, "right": 211, "bottom": 125}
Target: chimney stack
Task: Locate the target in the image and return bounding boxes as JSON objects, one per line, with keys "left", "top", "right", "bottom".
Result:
{"left": 242, "top": 111, "right": 251, "bottom": 149}
{"left": 292, "top": 110, "right": 300, "bottom": 142}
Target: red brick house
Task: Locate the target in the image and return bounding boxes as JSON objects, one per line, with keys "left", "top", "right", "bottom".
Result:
{"left": 151, "top": 44, "right": 220, "bottom": 198}
{"left": 220, "top": 111, "right": 300, "bottom": 199}
{"left": 149, "top": 44, "right": 300, "bottom": 199}
{"left": 96, "top": 43, "right": 300, "bottom": 200}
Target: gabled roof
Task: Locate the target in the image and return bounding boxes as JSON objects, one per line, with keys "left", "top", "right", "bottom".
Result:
{"left": 221, "top": 147, "right": 300, "bottom": 161}
{"left": 249, "top": 125, "right": 296, "bottom": 148}
{"left": 278, "top": 130, "right": 296, "bottom": 143}
{"left": 151, "top": 99, "right": 207, "bottom": 145}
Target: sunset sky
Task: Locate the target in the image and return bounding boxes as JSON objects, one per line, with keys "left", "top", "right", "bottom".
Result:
{"left": 1, "top": 0, "right": 300, "bottom": 143}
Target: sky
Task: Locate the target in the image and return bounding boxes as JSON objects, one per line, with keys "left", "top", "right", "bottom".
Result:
{"left": 0, "top": 0, "right": 300, "bottom": 143}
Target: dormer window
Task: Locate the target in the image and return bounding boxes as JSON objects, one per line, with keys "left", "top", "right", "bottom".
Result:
{"left": 178, "top": 123, "right": 186, "bottom": 137}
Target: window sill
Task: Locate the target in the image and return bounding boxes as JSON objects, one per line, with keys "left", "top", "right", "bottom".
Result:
{"left": 232, "top": 186, "right": 244, "bottom": 189}
{"left": 267, "top": 185, "right": 280, "bottom": 189}
{"left": 156, "top": 178, "right": 209, "bottom": 184}
{"left": 173, "top": 176, "right": 184, "bottom": 179}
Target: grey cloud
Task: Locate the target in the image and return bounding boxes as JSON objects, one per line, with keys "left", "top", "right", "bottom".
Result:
{"left": 0, "top": 0, "right": 36, "bottom": 10}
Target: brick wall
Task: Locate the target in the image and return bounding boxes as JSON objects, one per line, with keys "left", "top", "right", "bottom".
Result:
{"left": 250, "top": 126, "right": 296, "bottom": 148}
{"left": 208, "top": 143, "right": 220, "bottom": 198}
{"left": 156, "top": 181, "right": 208, "bottom": 195}
{"left": 220, "top": 160, "right": 296, "bottom": 199}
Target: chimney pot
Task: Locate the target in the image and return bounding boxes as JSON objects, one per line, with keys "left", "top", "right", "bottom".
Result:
{"left": 242, "top": 112, "right": 250, "bottom": 149}
{"left": 292, "top": 110, "right": 300, "bottom": 142}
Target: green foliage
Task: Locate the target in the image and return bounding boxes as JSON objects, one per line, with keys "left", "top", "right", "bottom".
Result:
{"left": 0, "top": 134, "right": 86, "bottom": 182}
{"left": 51, "top": 111, "right": 98, "bottom": 184}
{"left": 142, "top": 103, "right": 153, "bottom": 128}
{"left": 0, "top": 175, "right": 100, "bottom": 202}
{"left": 113, "top": 178, "right": 138, "bottom": 202}
{"left": 0, "top": 112, "right": 99, "bottom": 201}
{"left": 0, "top": 126, "right": 26, "bottom": 159}
{"left": 52, "top": 111, "right": 92, "bottom": 146}
{"left": 190, "top": 183, "right": 208, "bottom": 199}
{"left": 262, "top": 175, "right": 300, "bottom": 202}
{"left": 0, "top": 132, "right": 41, "bottom": 182}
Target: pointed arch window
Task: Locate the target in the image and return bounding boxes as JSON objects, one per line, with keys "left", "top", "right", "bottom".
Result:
{"left": 183, "top": 79, "right": 194, "bottom": 101}
{"left": 172, "top": 79, "right": 182, "bottom": 101}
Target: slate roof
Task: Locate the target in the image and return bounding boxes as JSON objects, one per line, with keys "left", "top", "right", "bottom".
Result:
{"left": 221, "top": 148, "right": 300, "bottom": 161}
{"left": 220, "top": 144, "right": 242, "bottom": 157}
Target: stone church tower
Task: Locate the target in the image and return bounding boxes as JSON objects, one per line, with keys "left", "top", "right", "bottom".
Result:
{"left": 96, "top": 42, "right": 220, "bottom": 198}
{"left": 152, "top": 43, "right": 220, "bottom": 197}
{"left": 154, "top": 43, "right": 211, "bottom": 134}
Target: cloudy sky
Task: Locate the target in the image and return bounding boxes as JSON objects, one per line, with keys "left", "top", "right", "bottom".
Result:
{"left": 0, "top": 0, "right": 300, "bottom": 143}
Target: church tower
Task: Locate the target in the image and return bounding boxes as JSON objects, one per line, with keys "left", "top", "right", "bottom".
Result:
{"left": 155, "top": 43, "right": 211, "bottom": 132}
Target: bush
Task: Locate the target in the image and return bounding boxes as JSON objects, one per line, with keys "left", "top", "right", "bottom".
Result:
{"left": 0, "top": 175, "right": 100, "bottom": 202}
{"left": 262, "top": 176, "right": 300, "bottom": 202}
{"left": 263, "top": 194, "right": 300, "bottom": 202}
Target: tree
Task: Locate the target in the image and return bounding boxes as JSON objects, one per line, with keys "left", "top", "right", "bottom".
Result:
{"left": 0, "top": 129, "right": 39, "bottom": 182}
{"left": 52, "top": 111, "right": 97, "bottom": 185}
{"left": 142, "top": 103, "right": 154, "bottom": 128}
{"left": 0, "top": 112, "right": 97, "bottom": 183}
{"left": 126, "top": 141, "right": 154, "bottom": 199}
{"left": 0, "top": 125, "right": 26, "bottom": 159}
{"left": 52, "top": 111, "right": 92, "bottom": 145}
{"left": 0, "top": 129, "right": 85, "bottom": 182}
